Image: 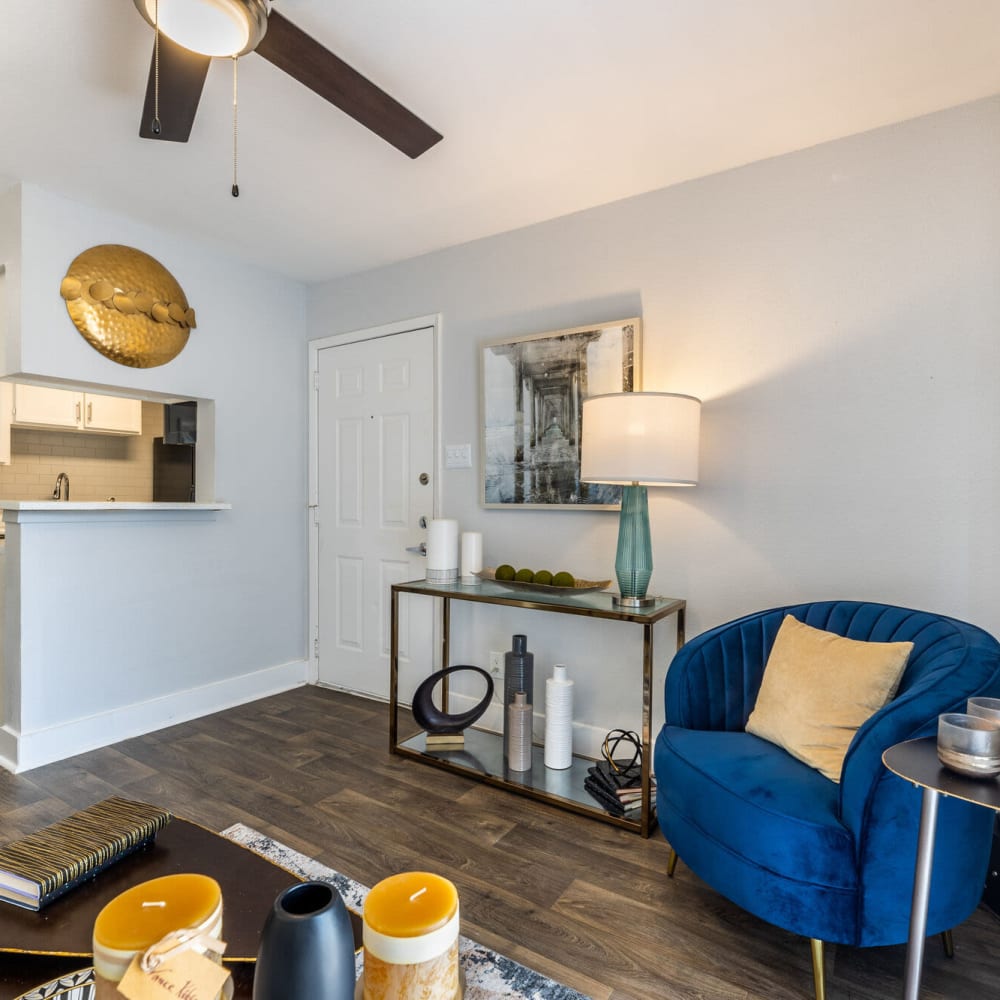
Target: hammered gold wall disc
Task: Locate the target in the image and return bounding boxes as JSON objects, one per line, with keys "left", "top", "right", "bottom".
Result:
{"left": 60, "top": 244, "right": 196, "bottom": 368}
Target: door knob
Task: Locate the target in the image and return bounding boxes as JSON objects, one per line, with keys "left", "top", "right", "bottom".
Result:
{"left": 406, "top": 543, "right": 427, "bottom": 556}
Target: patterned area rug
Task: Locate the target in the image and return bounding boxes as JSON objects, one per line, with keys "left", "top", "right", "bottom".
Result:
{"left": 222, "top": 823, "right": 589, "bottom": 1000}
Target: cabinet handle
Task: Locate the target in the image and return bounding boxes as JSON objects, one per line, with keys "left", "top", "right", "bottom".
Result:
{"left": 87, "top": 401, "right": 92, "bottom": 423}
{"left": 76, "top": 401, "right": 81, "bottom": 423}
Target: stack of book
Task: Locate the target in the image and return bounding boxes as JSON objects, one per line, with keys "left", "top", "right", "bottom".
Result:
{"left": 0, "top": 796, "right": 172, "bottom": 910}
{"left": 584, "top": 760, "right": 655, "bottom": 820}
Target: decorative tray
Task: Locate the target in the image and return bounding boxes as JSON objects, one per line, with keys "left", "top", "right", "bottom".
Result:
{"left": 477, "top": 568, "right": 611, "bottom": 595}
{"left": 16, "top": 967, "right": 93, "bottom": 1000}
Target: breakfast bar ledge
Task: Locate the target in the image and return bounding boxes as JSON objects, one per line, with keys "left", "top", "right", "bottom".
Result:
{"left": 0, "top": 500, "right": 232, "bottom": 524}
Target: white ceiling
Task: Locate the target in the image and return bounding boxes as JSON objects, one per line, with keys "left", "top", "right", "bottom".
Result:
{"left": 2, "top": 1, "right": 1000, "bottom": 284}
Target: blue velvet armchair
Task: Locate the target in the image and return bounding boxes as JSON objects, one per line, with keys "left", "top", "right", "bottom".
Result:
{"left": 654, "top": 600, "right": 1000, "bottom": 1000}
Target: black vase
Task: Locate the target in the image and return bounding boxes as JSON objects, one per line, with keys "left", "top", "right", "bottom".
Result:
{"left": 253, "top": 881, "right": 356, "bottom": 1000}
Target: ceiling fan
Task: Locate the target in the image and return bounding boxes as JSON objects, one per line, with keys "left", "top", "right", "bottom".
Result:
{"left": 131, "top": 0, "right": 442, "bottom": 158}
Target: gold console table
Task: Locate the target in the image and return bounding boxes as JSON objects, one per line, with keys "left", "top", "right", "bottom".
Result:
{"left": 389, "top": 578, "right": 685, "bottom": 837}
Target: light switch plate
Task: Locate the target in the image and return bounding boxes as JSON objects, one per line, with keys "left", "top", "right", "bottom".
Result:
{"left": 444, "top": 443, "right": 472, "bottom": 469}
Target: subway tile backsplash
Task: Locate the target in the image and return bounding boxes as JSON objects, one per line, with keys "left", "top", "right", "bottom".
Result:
{"left": 0, "top": 402, "right": 161, "bottom": 501}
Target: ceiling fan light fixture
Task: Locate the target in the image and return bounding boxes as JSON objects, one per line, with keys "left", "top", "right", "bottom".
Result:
{"left": 133, "top": 0, "right": 269, "bottom": 58}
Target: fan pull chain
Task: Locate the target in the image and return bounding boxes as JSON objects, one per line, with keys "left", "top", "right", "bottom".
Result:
{"left": 231, "top": 56, "right": 240, "bottom": 197}
{"left": 152, "top": 0, "right": 161, "bottom": 135}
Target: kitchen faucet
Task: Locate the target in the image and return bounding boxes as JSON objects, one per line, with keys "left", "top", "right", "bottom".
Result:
{"left": 52, "top": 472, "right": 70, "bottom": 501}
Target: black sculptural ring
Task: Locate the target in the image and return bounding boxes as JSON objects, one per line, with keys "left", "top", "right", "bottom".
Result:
{"left": 411, "top": 665, "right": 494, "bottom": 735}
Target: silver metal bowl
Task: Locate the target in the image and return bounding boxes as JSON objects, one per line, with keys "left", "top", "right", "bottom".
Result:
{"left": 937, "top": 712, "right": 1000, "bottom": 778}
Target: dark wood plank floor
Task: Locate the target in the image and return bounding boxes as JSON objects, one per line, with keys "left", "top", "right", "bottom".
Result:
{"left": 2, "top": 685, "right": 999, "bottom": 999}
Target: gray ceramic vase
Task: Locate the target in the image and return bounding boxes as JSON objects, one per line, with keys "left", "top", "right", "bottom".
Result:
{"left": 253, "top": 881, "right": 355, "bottom": 1000}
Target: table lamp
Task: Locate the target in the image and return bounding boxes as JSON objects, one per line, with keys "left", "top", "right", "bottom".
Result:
{"left": 581, "top": 392, "right": 701, "bottom": 608}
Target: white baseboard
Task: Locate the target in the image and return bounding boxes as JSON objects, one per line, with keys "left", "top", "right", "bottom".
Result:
{"left": 2, "top": 659, "right": 309, "bottom": 774}
{"left": 0, "top": 725, "right": 18, "bottom": 774}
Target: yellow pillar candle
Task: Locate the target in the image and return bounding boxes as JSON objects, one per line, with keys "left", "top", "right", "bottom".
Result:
{"left": 92, "top": 873, "right": 223, "bottom": 1000}
{"left": 362, "top": 871, "right": 460, "bottom": 1000}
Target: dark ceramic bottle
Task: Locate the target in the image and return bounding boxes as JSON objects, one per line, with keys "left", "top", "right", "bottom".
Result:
{"left": 253, "top": 881, "right": 355, "bottom": 1000}
{"left": 503, "top": 634, "right": 533, "bottom": 766}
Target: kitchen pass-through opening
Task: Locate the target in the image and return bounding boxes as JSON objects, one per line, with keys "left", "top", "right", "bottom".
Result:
{"left": 0, "top": 382, "right": 215, "bottom": 505}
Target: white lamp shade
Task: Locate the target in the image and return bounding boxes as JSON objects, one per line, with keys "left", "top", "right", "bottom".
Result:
{"left": 580, "top": 392, "right": 701, "bottom": 486}
{"left": 133, "top": 0, "right": 269, "bottom": 57}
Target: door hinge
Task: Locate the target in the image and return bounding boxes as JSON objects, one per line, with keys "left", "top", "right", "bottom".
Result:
{"left": 312, "top": 370, "right": 319, "bottom": 391}
{"left": 314, "top": 636, "right": 320, "bottom": 658}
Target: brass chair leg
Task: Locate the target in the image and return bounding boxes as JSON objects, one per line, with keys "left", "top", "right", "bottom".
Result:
{"left": 810, "top": 939, "right": 826, "bottom": 1000}
{"left": 667, "top": 848, "right": 679, "bottom": 877}
{"left": 941, "top": 928, "right": 954, "bottom": 958}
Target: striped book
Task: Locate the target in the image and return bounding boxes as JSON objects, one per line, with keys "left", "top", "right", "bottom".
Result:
{"left": 0, "top": 797, "right": 172, "bottom": 910}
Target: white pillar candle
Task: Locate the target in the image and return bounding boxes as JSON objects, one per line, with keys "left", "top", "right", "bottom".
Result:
{"left": 460, "top": 532, "right": 483, "bottom": 582}
{"left": 426, "top": 519, "right": 459, "bottom": 583}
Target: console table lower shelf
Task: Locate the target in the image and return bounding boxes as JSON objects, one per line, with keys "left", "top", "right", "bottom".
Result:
{"left": 395, "top": 727, "right": 653, "bottom": 833}
{"left": 389, "top": 579, "right": 685, "bottom": 838}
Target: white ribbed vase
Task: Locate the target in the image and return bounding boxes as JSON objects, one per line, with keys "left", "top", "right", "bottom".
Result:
{"left": 544, "top": 664, "right": 574, "bottom": 770}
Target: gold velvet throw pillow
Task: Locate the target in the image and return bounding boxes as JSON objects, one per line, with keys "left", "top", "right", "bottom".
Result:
{"left": 745, "top": 615, "right": 913, "bottom": 782}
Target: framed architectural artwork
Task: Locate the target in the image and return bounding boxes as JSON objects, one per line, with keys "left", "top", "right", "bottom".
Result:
{"left": 481, "top": 317, "right": 641, "bottom": 509}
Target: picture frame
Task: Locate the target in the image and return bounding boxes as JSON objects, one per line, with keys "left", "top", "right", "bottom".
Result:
{"left": 481, "top": 317, "right": 641, "bottom": 509}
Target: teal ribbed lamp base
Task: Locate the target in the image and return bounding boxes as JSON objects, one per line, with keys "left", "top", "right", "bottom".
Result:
{"left": 612, "top": 484, "right": 655, "bottom": 608}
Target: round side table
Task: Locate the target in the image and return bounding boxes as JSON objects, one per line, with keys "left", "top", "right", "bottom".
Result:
{"left": 883, "top": 737, "right": 1000, "bottom": 1000}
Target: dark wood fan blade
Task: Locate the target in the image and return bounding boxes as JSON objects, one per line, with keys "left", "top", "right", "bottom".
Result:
{"left": 139, "top": 34, "right": 212, "bottom": 143}
{"left": 256, "top": 10, "right": 442, "bottom": 159}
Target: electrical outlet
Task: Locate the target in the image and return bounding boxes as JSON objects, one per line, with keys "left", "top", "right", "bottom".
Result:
{"left": 489, "top": 650, "right": 503, "bottom": 676}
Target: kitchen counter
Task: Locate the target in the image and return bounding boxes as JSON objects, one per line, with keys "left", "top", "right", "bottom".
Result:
{"left": 0, "top": 501, "right": 230, "bottom": 511}
{"left": 0, "top": 500, "right": 231, "bottom": 526}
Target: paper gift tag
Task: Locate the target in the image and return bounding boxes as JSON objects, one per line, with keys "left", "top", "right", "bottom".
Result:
{"left": 117, "top": 949, "right": 231, "bottom": 1000}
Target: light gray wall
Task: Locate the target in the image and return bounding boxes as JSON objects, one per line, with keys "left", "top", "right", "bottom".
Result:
{"left": 0, "top": 184, "right": 309, "bottom": 769}
{"left": 307, "top": 95, "right": 1000, "bottom": 744}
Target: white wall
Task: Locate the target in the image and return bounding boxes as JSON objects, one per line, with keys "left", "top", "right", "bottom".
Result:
{"left": 0, "top": 186, "right": 21, "bottom": 374}
{"left": 307, "top": 96, "right": 1000, "bottom": 746}
{"left": 0, "top": 184, "right": 309, "bottom": 770}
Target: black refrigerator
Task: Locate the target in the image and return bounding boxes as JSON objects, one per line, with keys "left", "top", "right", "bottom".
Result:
{"left": 153, "top": 437, "right": 196, "bottom": 502}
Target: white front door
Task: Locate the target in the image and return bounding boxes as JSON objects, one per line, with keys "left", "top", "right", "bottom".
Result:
{"left": 314, "top": 325, "right": 435, "bottom": 700}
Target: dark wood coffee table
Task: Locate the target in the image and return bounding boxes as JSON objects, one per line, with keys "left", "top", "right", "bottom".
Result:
{"left": 0, "top": 818, "right": 362, "bottom": 1000}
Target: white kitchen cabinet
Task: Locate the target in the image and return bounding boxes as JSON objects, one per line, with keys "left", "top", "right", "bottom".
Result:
{"left": 12, "top": 384, "right": 79, "bottom": 429}
{"left": 0, "top": 383, "right": 11, "bottom": 465}
{"left": 11, "top": 385, "right": 141, "bottom": 435}
{"left": 83, "top": 394, "right": 142, "bottom": 434}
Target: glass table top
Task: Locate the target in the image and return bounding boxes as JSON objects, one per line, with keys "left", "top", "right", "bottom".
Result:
{"left": 393, "top": 577, "right": 684, "bottom": 622}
